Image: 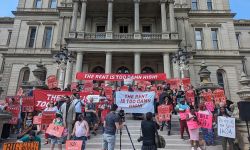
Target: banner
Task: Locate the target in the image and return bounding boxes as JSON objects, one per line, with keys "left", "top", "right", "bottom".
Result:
{"left": 33, "top": 90, "right": 90, "bottom": 110}
{"left": 218, "top": 116, "right": 235, "bottom": 138}
{"left": 33, "top": 116, "right": 42, "bottom": 125}
{"left": 157, "top": 105, "right": 171, "bottom": 122}
{"left": 46, "top": 123, "right": 64, "bottom": 138}
{"left": 76, "top": 72, "right": 167, "bottom": 81}
{"left": 115, "top": 91, "right": 155, "bottom": 113}
{"left": 47, "top": 75, "right": 58, "bottom": 89}
{"left": 197, "top": 112, "right": 213, "bottom": 129}
{"left": 41, "top": 111, "right": 56, "bottom": 125}
{"left": 22, "top": 97, "right": 34, "bottom": 112}
{"left": 66, "top": 140, "right": 83, "bottom": 150}
{"left": 3, "top": 142, "right": 39, "bottom": 150}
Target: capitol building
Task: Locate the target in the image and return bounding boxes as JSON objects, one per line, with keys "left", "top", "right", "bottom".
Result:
{"left": 0, "top": 0, "right": 249, "bottom": 102}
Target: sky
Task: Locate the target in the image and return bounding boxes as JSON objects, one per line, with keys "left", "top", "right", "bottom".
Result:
{"left": 0, "top": 0, "right": 249, "bottom": 19}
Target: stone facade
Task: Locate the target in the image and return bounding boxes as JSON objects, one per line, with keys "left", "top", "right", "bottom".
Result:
{"left": 0, "top": 0, "right": 248, "bottom": 102}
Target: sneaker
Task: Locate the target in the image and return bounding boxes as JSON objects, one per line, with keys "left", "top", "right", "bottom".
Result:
{"left": 191, "top": 147, "right": 195, "bottom": 150}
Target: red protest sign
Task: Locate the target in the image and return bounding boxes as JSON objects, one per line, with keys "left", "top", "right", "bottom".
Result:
{"left": 187, "top": 120, "right": 199, "bottom": 129}
{"left": 205, "top": 101, "right": 215, "bottom": 112}
{"left": 6, "top": 104, "right": 20, "bottom": 124}
{"left": 104, "top": 86, "right": 113, "bottom": 100}
{"left": 41, "top": 111, "right": 56, "bottom": 125}
{"left": 22, "top": 97, "right": 34, "bottom": 112}
{"left": 66, "top": 140, "right": 83, "bottom": 150}
{"left": 33, "top": 90, "right": 90, "bottom": 110}
{"left": 197, "top": 112, "right": 213, "bottom": 129}
{"left": 84, "top": 80, "right": 93, "bottom": 92}
{"left": 213, "top": 89, "right": 226, "bottom": 104}
{"left": 181, "top": 78, "right": 191, "bottom": 91}
{"left": 76, "top": 72, "right": 167, "bottom": 81}
{"left": 46, "top": 123, "right": 64, "bottom": 138}
{"left": 47, "top": 75, "right": 58, "bottom": 89}
{"left": 157, "top": 105, "right": 171, "bottom": 122}
{"left": 167, "top": 78, "right": 181, "bottom": 90}
{"left": 201, "top": 91, "right": 213, "bottom": 101}
{"left": 185, "top": 90, "right": 195, "bottom": 103}
{"left": 33, "top": 116, "right": 42, "bottom": 124}
{"left": 120, "top": 86, "right": 129, "bottom": 91}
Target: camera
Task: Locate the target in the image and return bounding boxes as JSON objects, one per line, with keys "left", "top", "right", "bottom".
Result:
{"left": 137, "top": 136, "right": 143, "bottom": 142}
{"left": 118, "top": 109, "right": 125, "bottom": 122}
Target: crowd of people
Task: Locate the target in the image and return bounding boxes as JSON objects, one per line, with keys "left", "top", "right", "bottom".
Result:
{"left": 0, "top": 81, "right": 237, "bottom": 150}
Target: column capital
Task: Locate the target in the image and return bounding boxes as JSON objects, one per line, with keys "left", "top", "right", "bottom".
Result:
{"left": 133, "top": 0, "right": 140, "bottom": 3}
{"left": 160, "top": 0, "right": 167, "bottom": 3}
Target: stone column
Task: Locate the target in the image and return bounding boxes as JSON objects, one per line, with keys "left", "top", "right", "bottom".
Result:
{"left": 160, "top": 0, "right": 169, "bottom": 39}
{"left": 169, "top": 0, "right": 175, "bottom": 33}
{"left": 75, "top": 52, "right": 83, "bottom": 82}
{"left": 105, "top": 52, "right": 112, "bottom": 73}
{"left": 173, "top": 61, "right": 180, "bottom": 78}
{"left": 69, "top": 0, "right": 79, "bottom": 38}
{"left": 64, "top": 60, "right": 73, "bottom": 88}
{"left": 163, "top": 53, "right": 171, "bottom": 78}
{"left": 134, "top": 52, "right": 141, "bottom": 74}
{"left": 134, "top": 0, "right": 141, "bottom": 39}
{"left": 78, "top": 0, "right": 87, "bottom": 38}
{"left": 106, "top": 0, "right": 113, "bottom": 39}
{"left": 58, "top": 69, "right": 66, "bottom": 90}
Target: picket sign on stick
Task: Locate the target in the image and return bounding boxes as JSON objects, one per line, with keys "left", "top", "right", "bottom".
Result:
{"left": 41, "top": 111, "right": 56, "bottom": 124}
{"left": 218, "top": 116, "right": 235, "bottom": 138}
{"left": 66, "top": 140, "right": 83, "bottom": 150}
{"left": 46, "top": 123, "right": 64, "bottom": 138}
{"left": 197, "top": 112, "right": 213, "bottom": 129}
{"left": 157, "top": 105, "right": 171, "bottom": 122}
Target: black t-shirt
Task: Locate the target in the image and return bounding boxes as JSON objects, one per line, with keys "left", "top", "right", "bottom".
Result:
{"left": 104, "top": 112, "right": 119, "bottom": 135}
{"left": 141, "top": 120, "right": 158, "bottom": 146}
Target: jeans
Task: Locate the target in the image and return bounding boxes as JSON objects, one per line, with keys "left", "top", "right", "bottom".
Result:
{"left": 73, "top": 136, "right": 87, "bottom": 150}
{"left": 102, "top": 133, "right": 116, "bottom": 150}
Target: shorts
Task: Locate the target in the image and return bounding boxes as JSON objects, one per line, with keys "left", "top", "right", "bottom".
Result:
{"left": 86, "top": 114, "right": 97, "bottom": 125}
{"left": 51, "top": 137, "right": 63, "bottom": 145}
{"left": 102, "top": 133, "right": 116, "bottom": 150}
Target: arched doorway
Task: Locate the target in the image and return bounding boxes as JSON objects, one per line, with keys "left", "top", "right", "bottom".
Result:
{"left": 92, "top": 66, "right": 105, "bottom": 86}
{"left": 141, "top": 67, "right": 154, "bottom": 74}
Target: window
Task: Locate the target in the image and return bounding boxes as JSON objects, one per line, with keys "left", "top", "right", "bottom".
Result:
{"left": 142, "top": 25, "right": 151, "bottom": 33}
{"left": 119, "top": 25, "right": 128, "bottom": 33}
{"left": 211, "top": 28, "right": 219, "bottom": 49}
{"left": 49, "top": 0, "right": 57, "bottom": 8}
{"left": 27, "top": 27, "right": 37, "bottom": 48}
{"left": 17, "top": 67, "right": 30, "bottom": 88}
{"left": 34, "top": 0, "right": 42, "bottom": 8}
{"left": 207, "top": 0, "right": 213, "bottom": 11}
{"left": 236, "top": 33, "right": 241, "bottom": 48}
{"left": 43, "top": 27, "right": 53, "bottom": 48}
{"left": 195, "top": 29, "right": 203, "bottom": 49}
{"left": 6, "top": 30, "right": 12, "bottom": 46}
{"left": 96, "top": 25, "right": 105, "bottom": 32}
{"left": 217, "top": 71, "right": 224, "bottom": 88}
{"left": 191, "top": 0, "right": 198, "bottom": 10}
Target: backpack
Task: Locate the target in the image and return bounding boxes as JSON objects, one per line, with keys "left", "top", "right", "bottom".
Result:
{"left": 155, "top": 134, "right": 166, "bottom": 148}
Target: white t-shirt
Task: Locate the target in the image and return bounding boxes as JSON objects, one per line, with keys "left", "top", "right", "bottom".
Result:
{"left": 73, "top": 99, "right": 83, "bottom": 113}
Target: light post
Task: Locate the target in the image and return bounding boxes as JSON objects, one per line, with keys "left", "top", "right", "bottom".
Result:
{"left": 53, "top": 47, "right": 74, "bottom": 90}
{"left": 172, "top": 47, "right": 191, "bottom": 89}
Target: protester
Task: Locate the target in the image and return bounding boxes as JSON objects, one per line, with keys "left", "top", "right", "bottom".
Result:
{"left": 17, "top": 130, "right": 41, "bottom": 148}
{"left": 60, "top": 96, "right": 76, "bottom": 140}
{"left": 186, "top": 106, "right": 201, "bottom": 150}
{"left": 102, "top": 104, "right": 125, "bottom": 150}
{"left": 218, "top": 106, "right": 234, "bottom": 150}
{"left": 73, "top": 93, "right": 84, "bottom": 120}
{"left": 71, "top": 114, "right": 89, "bottom": 150}
{"left": 159, "top": 96, "right": 173, "bottom": 136}
{"left": 141, "top": 112, "right": 160, "bottom": 150}
{"left": 50, "top": 111, "right": 64, "bottom": 150}
{"left": 85, "top": 97, "right": 98, "bottom": 136}
{"left": 175, "top": 99, "right": 190, "bottom": 139}
{"left": 198, "top": 103, "right": 215, "bottom": 146}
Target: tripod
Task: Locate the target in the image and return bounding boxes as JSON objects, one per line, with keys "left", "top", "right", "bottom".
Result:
{"left": 120, "top": 125, "right": 136, "bottom": 150}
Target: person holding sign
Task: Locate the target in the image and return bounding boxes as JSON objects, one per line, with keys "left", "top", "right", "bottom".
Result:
{"left": 186, "top": 106, "right": 201, "bottom": 150}
{"left": 50, "top": 111, "right": 64, "bottom": 150}
{"left": 158, "top": 96, "right": 173, "bottom": 136}
{"left": 198, "top": 103, "right": 215, "bottom": 146}
{"left": 85, "top": 97, "right": 99, "bottom": 136}
{"left": 175, "top": 99, "right": 190, "bottom": 139}
{"left": 17, "top": 131, "right": 41, "bottom": 148}
{"left": 217, "top": 106, "right": 234, "bottom": 150}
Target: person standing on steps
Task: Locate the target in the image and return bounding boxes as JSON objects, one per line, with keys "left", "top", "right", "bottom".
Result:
{"left": 102, "top": 104, "right": 125, "bottom": 150}
{"left": 186, "top": 106, "right": 202, "bottom": 150}
{"left": 175, "top": 98, "right": 190, "bottom": 139}
{"left": 85, "top": 97, "right": 99, "bottom": 136}
{"left": 141, "top": 112, "right": 160, "bottom": 150}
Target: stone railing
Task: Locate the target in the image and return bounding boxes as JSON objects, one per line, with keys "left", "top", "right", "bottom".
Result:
{"left": 141, "top": 33, "right": 162, "bottom": 40}
{"left": 195, "top": 49, "right": 240, "bottom": 56}
{"left": 113, "top": 33, "right": 134, "bottom": 40}
{"left": 84, "top": 32, "right": 106, "bottom": 40}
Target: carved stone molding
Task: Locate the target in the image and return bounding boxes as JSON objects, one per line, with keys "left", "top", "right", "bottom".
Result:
{"left": 26, "top": 21, "right": 41, "bottom": 25}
